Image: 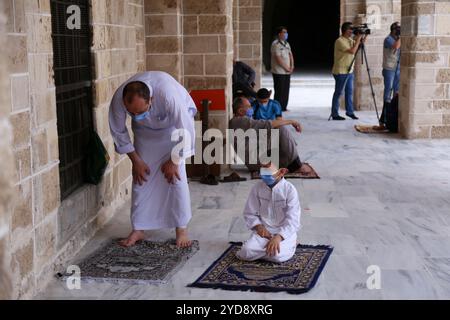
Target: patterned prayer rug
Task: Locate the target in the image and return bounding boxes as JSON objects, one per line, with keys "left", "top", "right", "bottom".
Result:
{"left": 57, "top": 239, "right": 199, "bottom": 285}
{"left": 355, "top": 124, "right": 389, "bottom": 134}
{"left": 251, "top": 163, "right": 320, "bottom": 180}
{"left": 188, "top": 242, "right": 332, "bottom": 294}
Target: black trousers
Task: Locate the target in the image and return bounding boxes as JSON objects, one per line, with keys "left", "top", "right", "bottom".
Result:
{"left": 272, "top": 73, "right": 291, "bottom": 111}
{"left": 287, "top": 157, "right": 302, "bottom": 173}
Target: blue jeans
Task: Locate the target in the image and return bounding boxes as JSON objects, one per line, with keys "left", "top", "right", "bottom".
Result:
{"left": 383, "top": 68, "right": 400, "bottom": 102}
{"left": 331, "top": 73, "right": 355, "bottom": 117}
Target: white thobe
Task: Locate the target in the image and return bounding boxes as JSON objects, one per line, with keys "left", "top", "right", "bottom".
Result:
{"left": 236, "top": 178, "right": 301, "bottom": 263}
{"left": 109, "top": 71, "right": 196, "bottom": 230}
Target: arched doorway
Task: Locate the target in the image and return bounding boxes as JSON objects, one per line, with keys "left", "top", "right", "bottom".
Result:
{"left": 262, "top": 0, "right": 341, "bottom": 73}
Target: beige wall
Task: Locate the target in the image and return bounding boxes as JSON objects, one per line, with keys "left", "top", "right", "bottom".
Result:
{"left": 399, "top": 0, "right": 450, "bottom": 138}
{"left": 0, "top": 0, "right": 14, "bottom": 300}
{"left": 145, "top": 0, "right": 183, "bottom": 81}
{"left": 1, "top": 0, "right": 144, "bottom": 299}
{"left": 233, "top": 0, "right": 263, "bottom": 89}
{"left": 145, "top": 0, "right": 234, "bottom": 135}
{"left": 4, "top": 0, "right": 58, "bottom": 299}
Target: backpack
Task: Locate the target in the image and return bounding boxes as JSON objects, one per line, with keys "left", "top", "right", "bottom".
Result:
{"left": 386, "top": 95, "right": 399, "bottom": 133}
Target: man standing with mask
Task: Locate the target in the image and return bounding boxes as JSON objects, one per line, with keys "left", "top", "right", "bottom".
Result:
{"left": 109, "top": 71, "right": 196, "bottom": 248}
{"left": 271, "top": 26, "right": 294, "bottom": 112}
{"left": 380, "top": 22, "right": 401, "bottom": 126}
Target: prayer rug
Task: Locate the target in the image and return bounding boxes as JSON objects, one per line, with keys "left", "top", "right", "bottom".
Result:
{"left": 355, "top": 124, "right": 389, "bottom": 134}
{"left": 251, "top": 163, "right": 320, "bottom": 180}
{"left": 188, "top": 242, "right": 332, "bottom": 294}
{"left": 57, "top": 239, "right": 199, "bottom": 285}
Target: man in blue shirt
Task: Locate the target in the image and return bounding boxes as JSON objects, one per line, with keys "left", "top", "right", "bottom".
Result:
{"left": 251, "top": 88, "right": 283, "bottom": 120}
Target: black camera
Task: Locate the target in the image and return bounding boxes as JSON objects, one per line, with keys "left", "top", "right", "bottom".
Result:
{"left": 394, "top": 26, "right": 401, "bottom": 37}
{"left": 352, "top": 23, "right": 371, "bottom": 35}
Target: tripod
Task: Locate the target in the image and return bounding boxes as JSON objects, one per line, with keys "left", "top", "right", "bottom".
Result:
{"left": 350, "top": 41, "right": 380, "bottom": 122}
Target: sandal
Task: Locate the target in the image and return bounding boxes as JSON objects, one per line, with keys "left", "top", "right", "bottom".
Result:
{"left": 200, "top": 174, "right": 219, "bottom": 185}
{"left": 220, "top": 172, "right": 247, "bottom": 183}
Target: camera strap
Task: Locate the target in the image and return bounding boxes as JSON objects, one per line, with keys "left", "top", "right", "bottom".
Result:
{"left": 277, "top": 40, "right": 289, "bottom": 49}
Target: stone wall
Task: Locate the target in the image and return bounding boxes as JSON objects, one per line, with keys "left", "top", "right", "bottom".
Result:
{"left": 5, "top": 0, "right": 58, "bottom": 299}
{"left": 182, "top": 0, "right": 234, "bottom": 133}
{"left": 144, "top": 0, "right": 183, "bottom": 80}
{"left": 399, "top": 0, "right": 450, "bottom": 138}
{"left": 341, "top": 0, "right": 401, "bottom": 111}
{"left": 144, "top": 0, "right": 234, "bottom": 134}
{"left": 0, "top": 0, "right": 14, "bottom": 300}
{"left": 2, "top": 0, "right": 449, "bottom": 302}
{"left": 233, "top": 0, "right": 263, "bottom": 88}
{"left": 2, "top": 0, "right": 143, "bottom": 299}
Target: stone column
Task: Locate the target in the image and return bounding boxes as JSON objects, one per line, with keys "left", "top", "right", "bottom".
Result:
{"left": 400, "top": 0, "right": 450, "bottom": 138}
{"left": 182, "top": 0, "right": 233, "bottom": 133}
{"left": 4, "top": 0, "right": 58, "bottom": 299}
{"left": 0, "top": 0, "right": 14, "bottom": 300}
{"left": 145, "top": 0, "right": 183, "bottom": 81}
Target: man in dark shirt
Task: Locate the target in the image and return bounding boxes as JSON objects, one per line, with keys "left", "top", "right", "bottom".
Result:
{"left": 232, "top": 60, "right": 257, "bottom": 99}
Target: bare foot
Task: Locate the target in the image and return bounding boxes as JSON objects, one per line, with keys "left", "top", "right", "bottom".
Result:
{"left": 175, "top": 227, "right": 192, "bottom": 248}
{"left": 119, "top": 230, "right": 145, "bottom": 247}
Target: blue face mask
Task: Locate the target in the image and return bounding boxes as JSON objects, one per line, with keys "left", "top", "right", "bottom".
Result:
{"left": 127, "top": 105, "right": 151, "bottom": 122}
{"left": 246, "top": 107, "right": 254, "bottom": 118}
{"left": 261, "top": 174, "right": 276, "bottom": 186}
{"left": 131, "top": 110, "right": 149, "bottom": 121}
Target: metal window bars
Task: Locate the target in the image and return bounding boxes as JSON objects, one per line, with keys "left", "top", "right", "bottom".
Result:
{"left": 50, "top": 0, "right": 94, "bottom": 199}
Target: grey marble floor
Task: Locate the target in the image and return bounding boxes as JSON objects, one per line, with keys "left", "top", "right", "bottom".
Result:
{"left": 37, "top": 107, "right": 450, "bottom": 300}
{"left": 262, "top": 72, "right": 334, "bottom": 108}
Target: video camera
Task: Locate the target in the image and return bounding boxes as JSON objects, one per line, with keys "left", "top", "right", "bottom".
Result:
{"left": 352, "top": 23, "right": 371, "bottom": 35}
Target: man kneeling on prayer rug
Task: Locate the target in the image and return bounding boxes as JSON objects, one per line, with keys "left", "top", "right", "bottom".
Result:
{"left": 236, "top": 163, "right": 301, "bottom": 263}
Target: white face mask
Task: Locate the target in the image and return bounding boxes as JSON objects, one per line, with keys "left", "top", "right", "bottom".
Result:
{"left": 260, "top": 167, "right": 276, "bottom": 176}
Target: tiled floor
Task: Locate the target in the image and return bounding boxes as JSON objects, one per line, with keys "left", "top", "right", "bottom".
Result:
{"left": 37, "top": 105, "right": 450, "bottom": 300}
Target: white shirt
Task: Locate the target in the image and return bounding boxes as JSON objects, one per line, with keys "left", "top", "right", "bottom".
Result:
{"left": 270, "top": 39, "right": 292, "bottom": 75}
{"left": 243, "top": 178, "right": 301, "bottom": 240}
{"left": 108, "top": 71, "right": 196, "bottom": 230}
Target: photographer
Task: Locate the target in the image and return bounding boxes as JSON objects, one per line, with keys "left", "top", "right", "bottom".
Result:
{"left": 380, "top": 22, "right": 401, "bottom": 125}
{"left": 330, "top": 22, "right": 365, "bottom": 121}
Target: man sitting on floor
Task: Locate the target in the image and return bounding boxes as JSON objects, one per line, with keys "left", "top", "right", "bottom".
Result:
{"left": 236, "top": 163, "right": 301, "bottom": 263}
{"left": 229, "top": 97, "right": 312, "bottom": 175}
{"left": 232, "top": 59, "right": 257, "bottom": 100}
{"left": 251, "top": 88, "right": 283, "bottom": 120}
